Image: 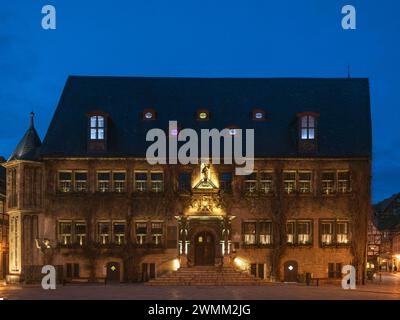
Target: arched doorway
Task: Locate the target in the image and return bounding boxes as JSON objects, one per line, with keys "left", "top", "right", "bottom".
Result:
{"left": 106, "top": 261, "right": 121, "bottom": 282}
{"left": 283, "top": 260, "right": 298, "bottom": 282}
{"left": 194, "top": 231, "right": 215, "bottom": 266}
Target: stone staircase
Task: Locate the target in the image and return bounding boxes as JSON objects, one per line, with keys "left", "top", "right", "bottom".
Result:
{"left": 146, "top": 265, "right": 266, "bottom": 286}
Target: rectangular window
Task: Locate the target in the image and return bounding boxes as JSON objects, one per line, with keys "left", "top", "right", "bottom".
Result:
{"left": 113, "top": 222, "right": 126, "bottom": 245}
{"left": 58, "top": 171, "right": 72, "bottom": 192}
{"left": 90, "top": 115, "right": 105, "bottom": 140}
{"left": 259, "top": 221, "right": 272, "bottom": 245}
{"left": 178, "top": 172, "right": 192, "bottom": 192}
{"left": 151, "top": 172, "right": 163, "bottom": 192}
{"left": 301, "top": 115, "right": 315, "bottom": 140}
{"left": 298, "top": 171, "right": 312, "bottom": 193}
{"left": 219, "top": 172, "right": 233, "bottom": 193}
{"left": 113, "top": 172, "right": 126, "bottom": 193}
{"left": 244, "top": 173, "right": 257, "bottom": 194}
{"left": 97, "top": 172, "right": 110, "bottom": 192}
{"left": 260, "top": 171, "right": 273, "bottom": 194}
{"left": 328, "top": 263, "right": 342, "bottom": 279}
{"left": 338, "top": 171, "right": 350, "bottom": 193}
{"left": 243, "top": 222, "right": 256, "bottom": 245}
{"left": 283, "top": 171, "right": 296, "bottom": 194}
{"left": 287, "top": 222, "right": 295, "bottom": 244}
{"left": 59, "top": 221, "right": 72, "bottom": 245}
{"left": 337, "top": 222, "right": 349, "bottom": 244}
{"left": 135, "top": 172, "right": 148, "bottom": 192}
{"left": 136, "top": 222, "right": 147, "bottom": 244}
{"left": 75, "top": 222, "right": 87, "bottom": 246}
{"left": 98, "top": 222, "right": 110, "bottom": 244}
{"left": 297, "top": 221, "right": 312, "bottom": 245}
{"left": 151, "top": 222, "right": 163, "bottom": 245}
{"left": 320, "top": 221, "right": 333, "bottom": 245}
{"left": 74, "top": 171, "right": 87, "bottom": 192}
{"left": 321, "top": 172, "right": 335, "bottom": 195}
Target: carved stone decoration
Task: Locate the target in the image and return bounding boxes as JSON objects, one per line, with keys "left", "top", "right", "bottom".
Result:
{"left": 189, "top": 194, "right": 224, "bottom": 214}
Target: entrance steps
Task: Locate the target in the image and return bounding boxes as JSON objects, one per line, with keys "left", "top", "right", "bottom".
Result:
{"left": 146, "top": 265, "right": 266, "bottom": 286}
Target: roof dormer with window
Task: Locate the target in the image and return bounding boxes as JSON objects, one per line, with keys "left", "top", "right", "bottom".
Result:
{"left": 86, "top": 111, "right": 109, "bottom": 152}
{"left": 297, "top": 112, "right": 319, "bottom": 153}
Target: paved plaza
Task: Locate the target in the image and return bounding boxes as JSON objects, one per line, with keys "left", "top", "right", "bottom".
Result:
{"left": 1, "top": 273, "right": 399, "bottom": 300}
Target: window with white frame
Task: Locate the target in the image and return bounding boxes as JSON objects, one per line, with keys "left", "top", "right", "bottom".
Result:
{"left": 74, "top": 171, "right": 88, "bottom": 192}
{"left": 283, "top": 171, "right": 296, "bottom": 194}
{"left": 320, "top": 221, "right": 333, "bottom": 245}
{"left": 75, "top": 222, "right": 87, "bottom": 246}
{"left": 321, "top": 172, "right": 335, "bottom": 194}
{"left": 98, "top": 222, "right": 110, "bottom": 244}
{"left": 244, "top": 173, "right": 257, "bottom": 194}
{"left": 113, "top": 222, "right": 126, "bottom": 245}
{"left": 58, "top": 171, "right": 72, "bottom": 192}
{"left": 134, "top": 172, "right": 148, "bottom": 192}
{"left": 151, "top": 172, "right": 163, "bottom": 192}
{"left": 298, "top": 171, "right": 312, "bottom": 193}
{"left": 151, "top": 222, "right": 163, "bottom": 245}
{"left": 337, "top": 171, "right": 351, "bottom": 193}
{"left": 97, "top": 171, "right": 110, "bottom": 192}
{"left": 243, "top": 222, "right": 256, "bottom": 245}
{"left": 136, "top": 222, "right": 147, "bottom": 244}
{"left": 297, "top": 221, "right": 312, "bottom": 245}
{"left": 337, "top": 221, "right": 349, "bottom": 244}
{"left": 59, "top": 221, "right": 72, "bottom": 245}
{"left": 300, "top": 115, "right": 315, "bottom": 140}
{"left": 90, "top": 115, "right": 105, "bottom": 140}
{"left": 113, "top": 172, "right": 126, "bottom": 192}
{"left": 259, "top": 221, "right": 272, "bottom": 245}
{"left": 260, "top": 171, "right": 273, "bottom": 194}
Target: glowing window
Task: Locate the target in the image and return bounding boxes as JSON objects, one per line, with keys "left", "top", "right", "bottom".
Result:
{"left": 143, "top": 109, "right": 156, "bottom": 120}
{"left": 300, "top": 115, "right": 316, "bottom": 140}
{"left": 252, "top": 109, "right": 266, "bottom": 121}
{"left": 90, "top": 115, "right": 105, "bottom": 140}
{"left": 197, "top": 109, "right": 209, "bottom": 121}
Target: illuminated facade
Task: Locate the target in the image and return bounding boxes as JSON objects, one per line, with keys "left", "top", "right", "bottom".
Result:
{"left": 2, "top": 76, "right": 372, "bottom": 284}
{"left": 0, "top": 160, "right": 8, "bottom": 280}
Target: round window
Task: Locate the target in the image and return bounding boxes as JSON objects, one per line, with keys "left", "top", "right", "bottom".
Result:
{"left": 199, "top": 112, "right": 208, "bottom": 119}
{"left": 144, "top": 111, "right": 153, "bottom": 119}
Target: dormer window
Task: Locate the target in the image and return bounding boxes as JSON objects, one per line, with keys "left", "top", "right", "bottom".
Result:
{"left": 297, "top": 112, "right": 319, "bottom": 153}
{"left": 90, "top": 115, "right": 105, "bottom": 140}
{"left": 300, "top": 115, "right": 315, "bottom": 140}
{"left": 86, "top": 111, "right": 108, "bottom": 152}
{"left": 226, "top": 125, "right": 239, "bottom": 136}
{"left": 197, "top": 109, "right": 210, "bottom": 121}
{"left": 252, "top": 109, "right": 266, "bottom": 121}
{"left": 143, "top": 109, "right": 156, "bottom": 120}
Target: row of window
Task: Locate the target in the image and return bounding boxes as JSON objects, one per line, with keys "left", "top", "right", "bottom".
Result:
{"left": 58, "top": 171, "right": 163, "bottom": 193}
{"left": 89, "top": 113, "right": 316, "bottom": 141}
{"left": 242, "top": 220, "right": 350, "bottom": 246}
{"left": 57, "top": 169, "right": 351, "bottom": 195}
{"left": 58, "top": 220, "right": 164, "bottom": 246}
{"left": 243, "top": 170, "right": 351, "bottom": 195}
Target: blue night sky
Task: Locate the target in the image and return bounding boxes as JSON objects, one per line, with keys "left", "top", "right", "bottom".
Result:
{"left": 0, "top": 0, "right": 399, "bottom": 203}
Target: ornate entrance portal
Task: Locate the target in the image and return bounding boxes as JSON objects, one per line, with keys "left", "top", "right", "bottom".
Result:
{"left": 194, "top": 231, "right": 215, "bottom": 266}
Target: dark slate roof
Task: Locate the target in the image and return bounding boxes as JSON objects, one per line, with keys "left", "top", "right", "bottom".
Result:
{"left": 40, "top": 76, "right": 372, "bottom": 158}
{"left": 9, "top": 113, "right": 42, "bottom": 161}
{"left": 373, "top": 193, "right": 400, "bottom": 231}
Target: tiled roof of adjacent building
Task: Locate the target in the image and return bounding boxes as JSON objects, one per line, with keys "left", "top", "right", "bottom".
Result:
{"left": 9, "top": 112, "right": 42, "bottom": 161}
{"left": 373, "top": 193, "right": 400, "bottom": 231}
{"left": 40, "top": 76, "right": 372, "bottom": 158}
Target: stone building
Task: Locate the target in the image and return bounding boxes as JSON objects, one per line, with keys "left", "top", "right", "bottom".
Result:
{"left": 372, "top": 193, "right": 400, "bottom": 272}
{"left": 2, "top": 76, "right": 371, "bottom": 284}
{"left": 0, "top": 157, "right": 8, "bottom": 280}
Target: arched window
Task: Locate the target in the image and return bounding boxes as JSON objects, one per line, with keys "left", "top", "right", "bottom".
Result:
{"left": 90, "top": 115, "right": 105, "bottom": 140}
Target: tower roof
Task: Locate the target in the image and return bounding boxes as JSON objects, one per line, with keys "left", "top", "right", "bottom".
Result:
{"left": 8, "top": 112, "right": 42, "bottom": 161}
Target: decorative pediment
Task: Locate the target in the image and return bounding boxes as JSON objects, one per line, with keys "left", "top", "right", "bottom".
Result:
{"left": 192, "top": 163, "right": 218, "bottom": 192}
